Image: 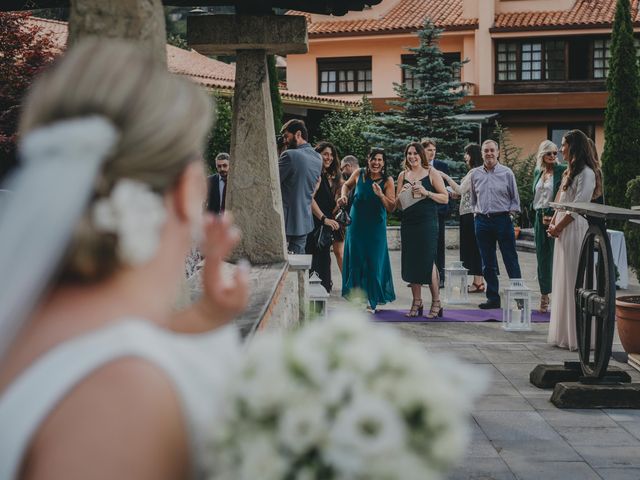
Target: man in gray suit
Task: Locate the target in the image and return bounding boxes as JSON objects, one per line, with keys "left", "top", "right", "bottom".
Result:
{"left": 278, "top": 119, "right": 322, "bottom": 254}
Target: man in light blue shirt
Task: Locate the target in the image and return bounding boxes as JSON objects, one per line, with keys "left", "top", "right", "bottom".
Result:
{"left": 470, "top": 139, "right": 522, "bottom": 309}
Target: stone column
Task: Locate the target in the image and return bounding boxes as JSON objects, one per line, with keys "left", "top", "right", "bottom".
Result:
{"left": 226, "top": 49, "right": 288, "bottom": 264}
{"left": 188, "top": 15, "right": 307, "bottom": 265}
{"left": 68, "top": 0, "right": 167, "bottom": 66}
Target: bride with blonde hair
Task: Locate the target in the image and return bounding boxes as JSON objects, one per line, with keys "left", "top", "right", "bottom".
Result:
{"left": 0, "top": 39, "right": 249, "bottom": 479}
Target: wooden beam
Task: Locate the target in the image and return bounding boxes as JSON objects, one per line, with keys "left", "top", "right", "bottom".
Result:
{"left": 369, "top": 92, "right": 608, "bottom": 113}
{"left": 1, "top": 0, "right": 382, "bottom": 13}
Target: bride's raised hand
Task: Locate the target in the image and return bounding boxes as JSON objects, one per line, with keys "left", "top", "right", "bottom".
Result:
{"left": 197, "top": 213, "right": 250, "bottom": 326}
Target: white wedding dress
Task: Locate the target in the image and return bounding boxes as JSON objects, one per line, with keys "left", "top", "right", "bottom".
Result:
{"left": 548, "top": 167, "right": 596, "bottom": 350}
{"left": 0, "top": 319, "right": 240, "bottom": 480}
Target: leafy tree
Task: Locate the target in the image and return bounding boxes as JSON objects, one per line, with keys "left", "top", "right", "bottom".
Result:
{"left": 316, "top": 98, "right": 375, "bottom": 164}
{"left": 625, "top": 177, "right": 640, "bottom": 281}
{"left": 0, "top": 12, "right": 55, "bottom": 180}
{"left": 267, "top": 54, "right": 283, "bottom": 132}
{"left": 167, "top": 32, "right": 188, "bottom": 49}
{"left": 206, "top": 94, "right": 232, "bottom": 173}
{"left": 492, "top": 122, "right": 536, "bottom": 228}
{"left": 365, "top": 18, "right": 473, "bottom": 178}
{"left": 601, "top": 0, "right": 640, "bottom": 208}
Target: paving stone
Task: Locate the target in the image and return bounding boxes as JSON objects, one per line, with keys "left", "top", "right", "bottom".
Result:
{"left": 504, "top": 460, "right": 600, "bottom": 480}
{"left": 555, "top": 426, "right": 640, "bottom": 446}
{"left": 475, "top": 395, "right": 534, "bottom": 412}
{"left": 494, "top": 363, "right": 542, "bottom": 380}
{"left": 540, "top": 409, "right": 618, "bottom": 428}
{"left": 447, "top": 457, "right": 515, "bottom": 480}
{"left": 496, "top": 439, "right": 582, "bottom": 462}
{"left": 620, "top": 421, "right": 640, "bottom": 441}
{"left": 465, "top": 439, "right": 501, "bottom": 459}
{"left": 484, "top": 381, "right": 523, "bottom": 397}
{"left": 573, "top": 446, "right": 640, "bottom": 468}
{"left": 525, "top": 395, "right": 560, "bottom": 411}
{"left": 426, "top": 345, "right": 491, "bottom": 364}
{"left": 604, "top": 409, "right": 640, "bottom": 422}
{"left": 596, "top": 468, "right": 640, "bottom": 479}
{"left": 473, "top": 411, "right": 561, "bottom": 441}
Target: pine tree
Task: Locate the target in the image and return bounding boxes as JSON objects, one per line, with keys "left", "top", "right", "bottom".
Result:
{"left": 601, "top": 0, "right": 640, "bottom": 208}
{"left": 365, "top": 18, "right": 473, "bottom": 177}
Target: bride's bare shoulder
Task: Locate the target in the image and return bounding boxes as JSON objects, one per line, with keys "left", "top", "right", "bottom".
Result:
{"left": 24, "top": 358, "right": 189, "bottom": 480}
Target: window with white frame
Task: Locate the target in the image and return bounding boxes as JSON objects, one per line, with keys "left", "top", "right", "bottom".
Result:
{"left": 317, "top": 57, "right": 372, "bottom": 94}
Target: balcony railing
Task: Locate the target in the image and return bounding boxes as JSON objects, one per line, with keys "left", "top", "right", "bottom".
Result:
{"left": 494, "top": 80, "right": 606, "bottom": 94}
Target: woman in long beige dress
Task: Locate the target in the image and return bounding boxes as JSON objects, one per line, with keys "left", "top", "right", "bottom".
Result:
{"left": 547, "top": 130, "right": 602, "bottom": 350}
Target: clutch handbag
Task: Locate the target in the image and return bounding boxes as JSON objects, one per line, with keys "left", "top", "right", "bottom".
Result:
{"left": 398, "top": 188, "right": 424, "bottom": 211}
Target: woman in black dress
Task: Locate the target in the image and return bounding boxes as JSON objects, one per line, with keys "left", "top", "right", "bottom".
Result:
{"left": 440, "top": 144, "right": 485, "bottom": 293}
{"left": 306, "top": 141, "right": 343, "bottom": 292}
{"left": 396, "top": 142, "right": 449, "bottom": 318}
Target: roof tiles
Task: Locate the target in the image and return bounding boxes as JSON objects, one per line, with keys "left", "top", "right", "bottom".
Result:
{"left": 289, "top": 0, "right": 477, "bottom": 36}
{"left": 290, "top": 0, "right": 638, "bottom": 35}
{"left": 494, "top": 0, "right": 640, "bottom": 31}
{"left": 26, "top": 16, "right": 358, "bottom": 109}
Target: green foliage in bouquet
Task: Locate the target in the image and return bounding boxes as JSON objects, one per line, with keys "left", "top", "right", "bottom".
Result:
{"left": 208, "top": 312, "right": 487, "bottom": 480}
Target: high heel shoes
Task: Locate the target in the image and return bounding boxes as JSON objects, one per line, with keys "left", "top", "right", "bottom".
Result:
{"left": 539, "top": 294, "right": 550, "bottom": 313}
{"left": 426, "top": 299, "right": 443, "bottom": 319}
{"left": 405, "top": 300, "right": 423, "bottom": 317}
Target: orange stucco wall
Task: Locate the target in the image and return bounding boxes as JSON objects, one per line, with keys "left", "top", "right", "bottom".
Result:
{"left": 286, "top": 34, "right": 470, "bottom": 100}
{"left": 503, "top": 122, "right": 604, "bottom": 160}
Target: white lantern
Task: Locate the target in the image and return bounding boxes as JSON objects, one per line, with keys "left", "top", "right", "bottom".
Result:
{"left": 444, "top": 261, "right": 468, "bottom": 304}
{"left": 308, "top": 272, "right": 329, "bottom": 319}
{"left": 501, "top": 278, "right": 532, "bottom": 331}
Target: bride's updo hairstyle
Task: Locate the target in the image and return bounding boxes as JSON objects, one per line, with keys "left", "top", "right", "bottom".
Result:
{"left": 19, "top": 38, "right": 213, "bottom": 282}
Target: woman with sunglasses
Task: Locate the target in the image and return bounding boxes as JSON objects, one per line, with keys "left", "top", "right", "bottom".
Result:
{"left": 532, "top": 140, "right": 566, "bottom": 313}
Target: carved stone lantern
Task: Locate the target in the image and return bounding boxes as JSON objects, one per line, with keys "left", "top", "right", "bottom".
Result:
{"left": 501, "top": 279, "right": 532, "bottom": 331}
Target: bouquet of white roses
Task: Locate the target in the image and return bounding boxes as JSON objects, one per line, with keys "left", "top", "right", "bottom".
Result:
{"left": 207, "top": 311, "right": 488, "bottom": 480}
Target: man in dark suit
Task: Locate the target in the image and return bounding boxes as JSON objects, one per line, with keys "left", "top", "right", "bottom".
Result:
{"left": 422, "top": 138, "right": 450, "bottom": 288}
{"left": 278, "top": 119, "right": 322, "bottom": 254}
{"left": 207, "top": 153, "right": 230, "bottom": 214}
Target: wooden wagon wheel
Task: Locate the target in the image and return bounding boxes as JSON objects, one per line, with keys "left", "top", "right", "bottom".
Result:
{"left": 574, "top": 222, "right": 616, "bottom": 379}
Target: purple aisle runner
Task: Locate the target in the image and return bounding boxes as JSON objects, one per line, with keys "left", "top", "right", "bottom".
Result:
{"left": 368, "top": 308, "right": 550, "bottom": 323}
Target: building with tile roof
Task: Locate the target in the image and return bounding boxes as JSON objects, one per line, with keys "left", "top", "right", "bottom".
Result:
{"left": 26, "top": 16, "right": 359, "bottom": 134}
{"left": 286, "top": 0, "right": 636, "bottom": 156}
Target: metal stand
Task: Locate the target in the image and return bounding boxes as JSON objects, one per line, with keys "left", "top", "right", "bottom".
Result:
{"left": 529, "top": 202, "right": 640, "bottom": 408}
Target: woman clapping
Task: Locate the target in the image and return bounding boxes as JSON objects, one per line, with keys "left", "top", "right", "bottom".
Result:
{"left": 339, "top": 148, "right": 396, "bottom": 313}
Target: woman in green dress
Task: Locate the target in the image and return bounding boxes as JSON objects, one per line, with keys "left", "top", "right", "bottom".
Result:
{"left": 338, "top": 148, "right": 396, "bottom": 312}
{"left": 396, "top": 142, "right": 449, "bottom": 318}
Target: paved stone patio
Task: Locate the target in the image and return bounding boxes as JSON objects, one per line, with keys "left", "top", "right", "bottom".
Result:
{"left": 328, "top": 249, "right": 640, "bottom": 480}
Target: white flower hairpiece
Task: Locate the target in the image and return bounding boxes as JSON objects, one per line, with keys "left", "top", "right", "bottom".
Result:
{"left": 92, "top": 179, "right": 167, "bottom": 266}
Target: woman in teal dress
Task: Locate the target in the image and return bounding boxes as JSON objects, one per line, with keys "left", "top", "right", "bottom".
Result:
{"left": 338, "top": 148, "right": 396, "bottom": 312}
{"left": 396, "top": 142, "right": 449, "bottom": 318}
